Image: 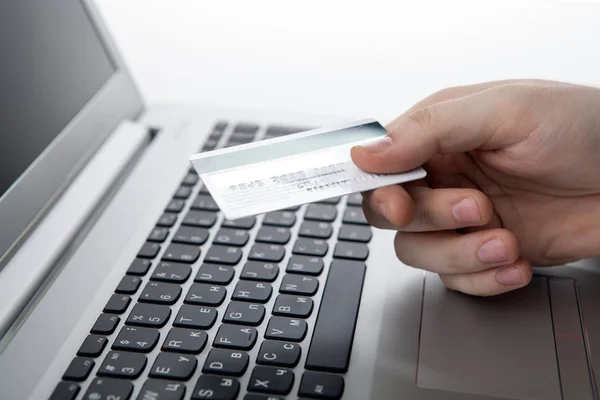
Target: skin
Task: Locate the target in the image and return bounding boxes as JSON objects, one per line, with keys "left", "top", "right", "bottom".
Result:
{"left": 350, "top": 79, "right": 600, "bottom": 296}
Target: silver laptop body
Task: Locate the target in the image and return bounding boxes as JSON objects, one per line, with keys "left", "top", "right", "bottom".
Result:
{"left": 0, "top": 1, "right": 598, "bottom": 399}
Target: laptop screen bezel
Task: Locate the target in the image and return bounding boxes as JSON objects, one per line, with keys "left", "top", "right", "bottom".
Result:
{"left": 0, "top": 0, "right": 145, "bottom": 268}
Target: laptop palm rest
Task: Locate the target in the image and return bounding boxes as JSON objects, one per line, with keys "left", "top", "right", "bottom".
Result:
{"left": 417, "top": 275, "right": 562, "bottom": 400}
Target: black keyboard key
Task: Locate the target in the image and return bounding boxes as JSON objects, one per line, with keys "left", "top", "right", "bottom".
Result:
{"left": 214, "top": 324, "right": 258, "bottom": 350}
{"left": 263, "top": 211, "right": 296, "bottom": 227}
{"left": 222, "top": 216, "right": 256, "bottom": 229}
{"left": 304, "top": 204, "right": 337, "bottom": 222}
{"left": 157, "top": 212, "right": 178, "bottom": 227}
{"left": 342, "top": 206, "right": 369, "bottom": 225}
{"left": 199, "top": 184, "right": 211, "bottom": 195}
{"left": 305, "top": 260, "right": 365, "bottom": 372}
{"left": 346, "top": 193, "right": 363, "bottom": 206}
{"left": 204, "top": 245, "right": 243, "bottom": 265}
{"left": 172, "top": 226, "right": 209, "bottom": 245}
{"left": 112, "top": 326, "right": 159, "bottom": 353}
{"left": 207, "top": 135, "right": 223, "bottom": 146}
{"left": 63, "top": 357, "right": 94, "bottom": 381}
{"left": 182, "top": 210, "right": 217, "bottom": 228}
{"left": 232, "top": 281, "right": 272, "bottom": 303}
{"left": 84, "top": 378, "right": 132, "bottom": 400}
{"left": 139, "top": 380, "right": 186, "bottom": 400}
{"left": 214, "top": 228, "right": 249, "bottom": 246}
{"left": 234, "top": 123, "right": 259, "bottom": 134}
{"left": 50, "top": 382, "right": 79, "bottom": 400}
{"left": 265, "top": 125, "right": 308, "bottom": 136}
{"left": 185, "top": 283, "right": 227, "bottom": 306}
{"left": 192, "top": 375, "right": 240, "bottom": 400}
{"left": 126, "top": 303, "right": 171, "bottom": 328}
{"left": 299, "top": 371, "right": 344, "bottom": 399}
{"left": 223, "top": 302, "right": 265, "bottom": 326}
{"left": 139, "top": 282, "right": 181, "bottom": 305}
{"left": 280, "top": 275, "right": 319, "bottom": 296}
{"left": 265, "top": 317, "right": 307, "bottom": 342}
{"left": 104, "top": 294, "right": 131, "bottom": 314}
{"left": 346, "top": 193, "right": 362, "bottom": 207}
{"left": 162, "top": 328, "right": 208, "bottom": 354}
{"left": 293, "top": 238, "right": 328, "bottom": 257}
{"left": 151, "top": 261, "right": 192, "bottom": 283}
{"left": 174, "top": 185, "right": 193, "bottom": 200}
{"left": 228, "top": 131, "right": 255, "bottom": 143}
{"left": 138, "top": 242, "right": 161, "bottom": 259}
{"left": 338, "top": 225, "right": 372, "bottom": 242}
{"left": 317, "top": 196, "right": 341, "bottom": 205}
{"left": 127, "top": 258, "right": 151, "bottom": 276}
{"left": 298, "top": 221, "right": 332, "bottom": 239}
{"left": 91, "top": 314, "right": 120, "bottom": 335}
{"left": 181, "top": 172, "right": 199, "bottom": 186}
{"left": 333, "top": 242, "right": 369, "bottom": 260}
{"left": 213, "top": 121, "right": 228, "bottom": 132}
{"left": 77, "top": 335, "right": 108, "bottom": 357}
{"left": 240, "top": 261, "right": 279, "bottom": 282}
{"left": 166, "top": 199, "right": 186, "bottom": 213}
{"left": 150, "top": 353, "right": 197, "bottom": 381}
{"left": 257, "top": 340, "right": 301, "bottom": 367}
{"left": 195, "top": 264, "right": 235, "bottom": 284}
{"left": 115, "top": 276, "right": 142, "bottom": 294}
{"left": 255, "top": 226, "right": 291, "bottom": 244}
{"left": 244, "top": 395, "right": 283, "bottom": 400}
{"left": 191, "top": 194, "right": 220, "bottom": 211}
{"left": 248, "top": 366, "right": 294, "bottom": 395}
{"left": 203, "top": 348, "right": 249, "bottom": 376}
{"left": 98, "top": 351, "right": 147, "bottom": 379}
{"left": 273, "top": 295, "right": 313, "bottom": 318}
{"left": 286, "top": 255, "right": 324, "bottom": 276}
{"left": 174, "top": 305, "right": 218, "bottom": 329}
{"left": 148, "top": 227, "right": 170, "bottom": 243}
{"left": 162, "top": 243, "right": 201, "bottom": 263}
{"left": 248, "top": 244, "right": 285, "bottom": 263}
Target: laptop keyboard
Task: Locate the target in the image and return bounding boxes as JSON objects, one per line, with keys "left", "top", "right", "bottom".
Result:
{"left": 50, "top": 122, "right": 371, "bottom": 400}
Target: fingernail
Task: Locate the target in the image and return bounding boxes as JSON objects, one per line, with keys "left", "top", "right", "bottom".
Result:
{"left": 496, "top": 266, "right": 524, "bottom": 285}
{"left": 477, "top": 238, "right": 509, "bottom": 264}
{"left": 377, "top": 203, "right": 390, "bottom": 221}
{"left": 358, "top": 135, "right": 393, "bottom": 153}
{"left": 452, "top": 197, "right": 481, "bottom": 224}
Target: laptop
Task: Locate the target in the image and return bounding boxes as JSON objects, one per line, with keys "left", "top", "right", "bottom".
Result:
{"left": 0, "top": 1, "right": 598, "bottom": 399}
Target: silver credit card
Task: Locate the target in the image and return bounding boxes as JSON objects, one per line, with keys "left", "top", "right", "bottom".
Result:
{"left": 190, "top": 119, "right": 426, "bottom": 219}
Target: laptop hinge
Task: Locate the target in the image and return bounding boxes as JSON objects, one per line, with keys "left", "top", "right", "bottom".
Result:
{"left": 0, "top": 120, "right": 152, "bottom": 344}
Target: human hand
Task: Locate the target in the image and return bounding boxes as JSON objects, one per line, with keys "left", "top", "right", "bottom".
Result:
{"left": 351, "top": 79, "right": 600, "bottom": 296}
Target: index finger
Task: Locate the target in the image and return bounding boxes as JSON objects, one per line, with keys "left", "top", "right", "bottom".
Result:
{"left": 350, "top": 85, "right": 533, "bottom": 174}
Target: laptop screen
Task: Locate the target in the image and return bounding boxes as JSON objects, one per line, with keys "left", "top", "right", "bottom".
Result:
{"left": 0, "top": 0, "right": 115, "bottom": 200}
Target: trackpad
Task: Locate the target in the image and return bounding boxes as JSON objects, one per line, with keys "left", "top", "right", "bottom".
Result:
{"left": 417, "top": 274, "right": 561, "bottom": 400}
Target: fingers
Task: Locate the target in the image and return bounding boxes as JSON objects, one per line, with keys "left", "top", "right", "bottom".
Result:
{"left": 393, "top": 228, "right": 520, "bottom": 275}
{"left": 439, "top": 259, "right": 533, "bottom": 296}
{"left": 350, "top": 85, "right": 532, "bottom": 174}
{"left": 363, "top": 186, "right": 494, "bottom": 232}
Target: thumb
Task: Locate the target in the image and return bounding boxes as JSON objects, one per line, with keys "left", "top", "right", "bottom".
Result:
{"left": 351, "top": 86, "right": 530, "bottom": 174}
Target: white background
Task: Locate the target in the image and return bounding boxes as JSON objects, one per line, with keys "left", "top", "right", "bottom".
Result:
{"left": 95, "top": 0, "right": 600, "bottom": 123}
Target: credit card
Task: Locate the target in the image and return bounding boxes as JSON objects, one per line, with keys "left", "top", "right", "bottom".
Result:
{"left": 189, "top": 118, "right": 426, "bottom": 219}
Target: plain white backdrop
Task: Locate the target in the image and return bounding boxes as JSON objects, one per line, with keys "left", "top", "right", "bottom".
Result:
{"left": 95, "top": 0, "right": 600, "bottom": 123}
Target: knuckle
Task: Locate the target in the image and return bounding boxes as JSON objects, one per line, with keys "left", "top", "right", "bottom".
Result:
{"left": 406, "top": 106, "right": 435, "bottom": 130}
{"left": 415, "top": 205, "right": 443, "bottom": 230}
